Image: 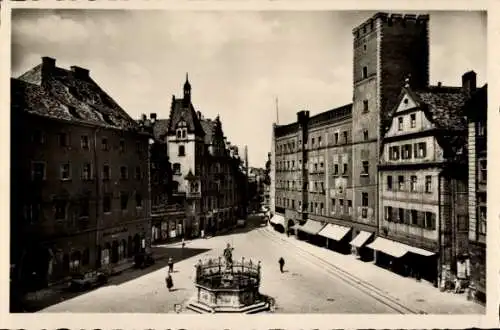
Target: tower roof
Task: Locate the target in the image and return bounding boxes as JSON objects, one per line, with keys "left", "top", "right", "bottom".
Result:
{"left": 184, "top": 72, "right": 191, "bottom": 90}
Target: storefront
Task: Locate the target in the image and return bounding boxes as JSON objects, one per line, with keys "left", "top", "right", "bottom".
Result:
{"left": 349, "top": 231, "right": 374, "bottom": 261}
{"left": 367, "top": 237, "right": 437, "bottom": 283}
{"left": 318, "top": 224, "right": 352, "bottom": 254}
{"left": 296, "top": 220, "right": 325, "bottom": 245}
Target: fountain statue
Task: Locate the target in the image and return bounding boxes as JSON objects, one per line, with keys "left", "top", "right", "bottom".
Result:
{"left": 186, "top": 243, "right": 270, "bottom": 314}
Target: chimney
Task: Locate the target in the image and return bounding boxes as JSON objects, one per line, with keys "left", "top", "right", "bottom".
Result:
{"left": 197, "top": 111, "right": 202, "bottom": 119}
{"left": 41, "top": 56, "right": 56, "bottom": 84}
{"left": 437, "top": 82, "right": 442, "bottom": 87}
{"left": 70, "top": 65, "right": 90, "bottom": 79}
{"left": 141, "top": 114, "right": 147, "bottom": 122}
{"left": 462, "top": 71, "right": 477, "bottom": 95}
{"left": 150, "top": 113, "right": 157, "bottom": 124}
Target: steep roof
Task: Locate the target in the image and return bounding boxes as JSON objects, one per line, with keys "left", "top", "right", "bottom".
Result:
{"left": 167, "top": 97, "right": 205, "bottom": 136}
{"left": 200, "top": 118, "right": 214, "bottom": 144}
{"left": 13, "top": 60, "right": 139, "bottom": 130}
{"left": 153, "top": 119, "right": 170, "bottom": 140}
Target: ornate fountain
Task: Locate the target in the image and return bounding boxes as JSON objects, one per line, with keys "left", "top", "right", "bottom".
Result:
{"left": 186, "top": 244, "right": 270, "bottom": 314}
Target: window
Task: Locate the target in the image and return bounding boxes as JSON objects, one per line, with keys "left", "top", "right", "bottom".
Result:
{"left": 119, "top": 139, "right": 125, "bottom": 152}
{"left": 479, "top": 206, "right": 487, "bottom": 234}
{"left": 425, "top": 212, "right": 436, "bottom": 230}
{"left": 101, "top": 137, "right": 109, "bottom": 150}
{"left": 402, "top": 144, "right": 412, "bottom": 159}
{"left": 178, "top": 145, "right": 186, "bottom": 156}
{"left": 425, "top": 175, "right": 432, "bottom": 193}
{"left": 60, "top": 163, "right": 71, "bottom": 180}
{"left": 102, "top": 165, "right": 110, "bottom": 180}
{"left": 387, "top": 175, "right": 393, "bottom": 190}
{"left": 398, "top": 176, "right": 405, "bottom": 190}
{"left": 292, "top": 160, "right": 295, "bottom": 169}
{"left": 334, "top": 133, "right": 339, "bottom": 144}
{"left": 176, "top": 130, "right": 181, "bottom": 139}
{"left": 82, "top": 163, "right": 92, "bottom": 180}
{"left": 103, "top": 195, "right": 111, "bottom": 213}
{"left": 339, "top": 199, "right": 344, "bottom": 213}
{"left": 80, "top": 197, "right": 89, "bottom": 217}
{"left": 398, "top": 208, "right": 405, "bottom": 223}
{"left": 477, "top": 121, "right": 486, "bottom": 137}
{"left": 334, "top": 164, "right": 339, "bottom": 175}
{"left": 311, "top": 137, "right": 315, "bottom": 147}
{"left": 120, "top": 166, "right": 128, "bottom": 180}
{"left": 120, "top": 192, "right": 128, "bottom": 211}
{"left": 361, "top": 161, "right": 369, "bottom": 176}
{"left": 479, "top": 159, "right": 487, "bottom": 183}
{"left": 417, "top": 142, "right": 427, "bottom": 158}
{"left": 343, "top": 131, "right": 348, "bottom": 143}
{"left": 347, "top": 200, "right": 352, "bottom": 215}
{"left": 362, "top": 66, "right": 368, "bottom": 79}
{"left": 32, "top": 130, "right": 45, "bottom": 144}
{"left": 390, "top": 146, "right": 400, "bottom": 160}
{"left": 173, "top": 163, "right": 181, "bottom": 174}
{"left": 318, "top": 136, "right": 322, "bottom": 146}
{"left": 81, "top": 135, "right": 89, "bottom": 149}
{"left": 411, "top": 210, "right": 418, "bottom": 225}
{"left": 410, "top": 114, "right": 416, "bottom": 128}
{"left": 136, "top": 193, "right": 143, "bottom": 208}
{"left": 363, "top": 100, "right": 369, "bottom": 113}
{"left": 343, "top": 163, "right": 348, "bottom": 175}
{"left": 398, "top": 117, "right": 403, "bottom": 131}
{"left": 363, "top": 130, "right": 369, "bottom": 141}
{"left": 54, "top": 200, "right": 67, "bottom": 220}
{"left": 385, "top": 206, "right": 393, "bottom": 221}
{"left": 58, "top": 133, "right": 69, "bottom": 147}
{"left": 31, "top": 162, "right": 46, "bottom": 181}
{"left": 135, "top": 166, "right": 141, "bottom": 180}
{"left": 362, "top": 192, "right": 368, "bottom": 207}
{"left": 410, "top": 176, "right": 417, "bottom": 192}
{"left": 291, "top": 200, "right": 295, "bottom": 209}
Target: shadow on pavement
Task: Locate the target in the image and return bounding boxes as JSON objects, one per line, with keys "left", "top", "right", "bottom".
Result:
{"left": 14, "top": 247, "right": 211, "bottom": 313}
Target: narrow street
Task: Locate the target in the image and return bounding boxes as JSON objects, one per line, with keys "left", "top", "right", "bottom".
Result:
{"left": 40, "top": 215, "right": 484, "bottom": 314}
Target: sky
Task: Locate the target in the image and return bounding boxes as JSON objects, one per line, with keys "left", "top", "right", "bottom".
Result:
{"left": 11, "top": 10, "right": 486, "bottom": 168}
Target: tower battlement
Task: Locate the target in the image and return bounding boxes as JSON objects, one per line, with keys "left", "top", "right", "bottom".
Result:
{"left": 353, "top": 12, "right": 429, "bottom": 39}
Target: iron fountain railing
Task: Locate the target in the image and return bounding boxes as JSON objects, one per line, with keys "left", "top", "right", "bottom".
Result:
{"left": 194, "top": 257, "right": 261, "bottom": 289}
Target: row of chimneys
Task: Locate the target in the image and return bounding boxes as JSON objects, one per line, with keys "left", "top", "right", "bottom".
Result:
{"left": 42, "top": 56, "right": 90, "bottom": 79}
{"left": 434, "top": 70, "right": 477, "bottom": 95}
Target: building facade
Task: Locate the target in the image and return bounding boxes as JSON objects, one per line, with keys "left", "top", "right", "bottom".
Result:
{"left": 376, "top": 76, "right": 472, "bottom": 285}
{"left": 465, "top": 84, "right": 487, "bottom": 302}
{"left": 164, "top": 76, "right": 246, "bottom": 237}
{"left": 11, "top": 57, "right": 151, "bottom": 291}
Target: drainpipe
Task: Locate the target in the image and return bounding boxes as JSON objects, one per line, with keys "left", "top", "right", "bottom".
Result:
{"left": 437, "top": 171, "right": 442, "bottom": 288}
{"left": 94, "top": 127, "right": 100, "bottom": 269}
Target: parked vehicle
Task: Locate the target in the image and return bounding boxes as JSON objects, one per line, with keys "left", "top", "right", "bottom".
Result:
{"left": 134, "top": 251, "right": 155, "bottom": 269}
{"left": 236, "top": 219, "right": 246, "bottom": 227}
{"left": 68, "top": 271, "right": 108, "bottom": 292}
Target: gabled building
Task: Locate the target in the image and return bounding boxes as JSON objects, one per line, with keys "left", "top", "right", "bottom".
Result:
{"left": 164, "top": 75, "right": 247, "bottom": 237}
{"left": 11, "top": 57, "right": 151, "bottom": 293}
{"left": 374, "top": 73, "right": 473, "bottom": 286}
{"left": 464, "top": 83, "right": 487, "bottom": 302}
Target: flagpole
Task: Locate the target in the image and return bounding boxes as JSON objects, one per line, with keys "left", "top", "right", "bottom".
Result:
{"left": 275, "top": 97, "right": 279, "bottom": 124}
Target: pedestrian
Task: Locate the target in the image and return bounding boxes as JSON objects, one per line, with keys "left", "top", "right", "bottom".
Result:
{"left": 181, "top": 238, "right": 185, "bottom": 249}
{"left": 278, "top": 257, "right": 285, "bottom": 273}
{"left": 168, "top": 257, "right": 174, "bottom": 273}
{"left": 165, "top": 273, "right": 173, "bottom": 291}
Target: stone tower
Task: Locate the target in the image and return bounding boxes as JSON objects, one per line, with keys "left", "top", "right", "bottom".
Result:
{"left": 350, "top": 13, "right": 430, "bottom": 231}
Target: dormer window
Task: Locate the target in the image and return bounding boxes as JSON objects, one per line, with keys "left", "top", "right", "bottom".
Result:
{"left": 176, "top": 121, "right": 188, "bottom": 139}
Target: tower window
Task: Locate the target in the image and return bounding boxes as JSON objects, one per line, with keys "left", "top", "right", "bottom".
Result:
{"left": 363, "top": 100, "right": 369, "bottom": 113}
{"left": 363, "top": 44, "right": 367, "bottom": 51}
{"left": 363, "top": 130, "right": 369, "bottom": 141}
{"left": 362, "top": 66, "right": 368, "bottom": 79}
{"left": 178, "top": 145, "right": 185, "bottom": 156}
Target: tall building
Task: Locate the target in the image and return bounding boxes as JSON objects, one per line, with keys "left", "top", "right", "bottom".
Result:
{"left": 465, "top": 84, "right": 487, "bottom": 302}
{"left": 375, "top": 74, "right": 472, "bottom": 285}
{"left": 350, "top": 13, "right": 429, "bottom": 239}
{"left": 10, "top": 57, "right": 151, "bottom": 292}
{"left": 164, "top": 75, "right": 246, "bottom": 237}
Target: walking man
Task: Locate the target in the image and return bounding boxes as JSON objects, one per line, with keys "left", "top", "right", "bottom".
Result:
{"left": 165, "top": 272, "right": 174, "bottom": 291}
{"left": 168, "top": 257, "right": 174, "bottom": 273}
{"left": 278, "top": 257, "right": 285, "bottom": 273}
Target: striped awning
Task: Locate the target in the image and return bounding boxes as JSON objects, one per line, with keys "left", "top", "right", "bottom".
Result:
{"left": 297, "top": 220, "right": 325, "bottom": 235}
{"left": 350, "top": 231, "right": 373, "bottom": 248}
{"left": 318, "top": 224, "right": 351, "bottom": 241}
{"left": 366, "top": 237, "right": 435, "bottom": 258}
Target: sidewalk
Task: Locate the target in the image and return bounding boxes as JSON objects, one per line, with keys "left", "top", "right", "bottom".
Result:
{"left": 264, "top": 227, "right": 484, "bottom": 314}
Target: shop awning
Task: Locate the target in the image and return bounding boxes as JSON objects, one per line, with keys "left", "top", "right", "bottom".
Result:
{"left": 350, "top": 231, "right": 373, "bottom": 248}
{"left": 297, "top": 220, "right": 325, "bottom": 235}
{"left": 318, "top": 224, "right": 351, "bottom": 241}
{"left": 270, "top": 214, "right": 285, "bottom": 226}
{"left": 366, "top": 237, "right": 435, "bottom": 258}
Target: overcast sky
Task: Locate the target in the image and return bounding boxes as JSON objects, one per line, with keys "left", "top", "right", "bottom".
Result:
{"left": 11, "top": 10, "right": 486, "bottom": 167}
